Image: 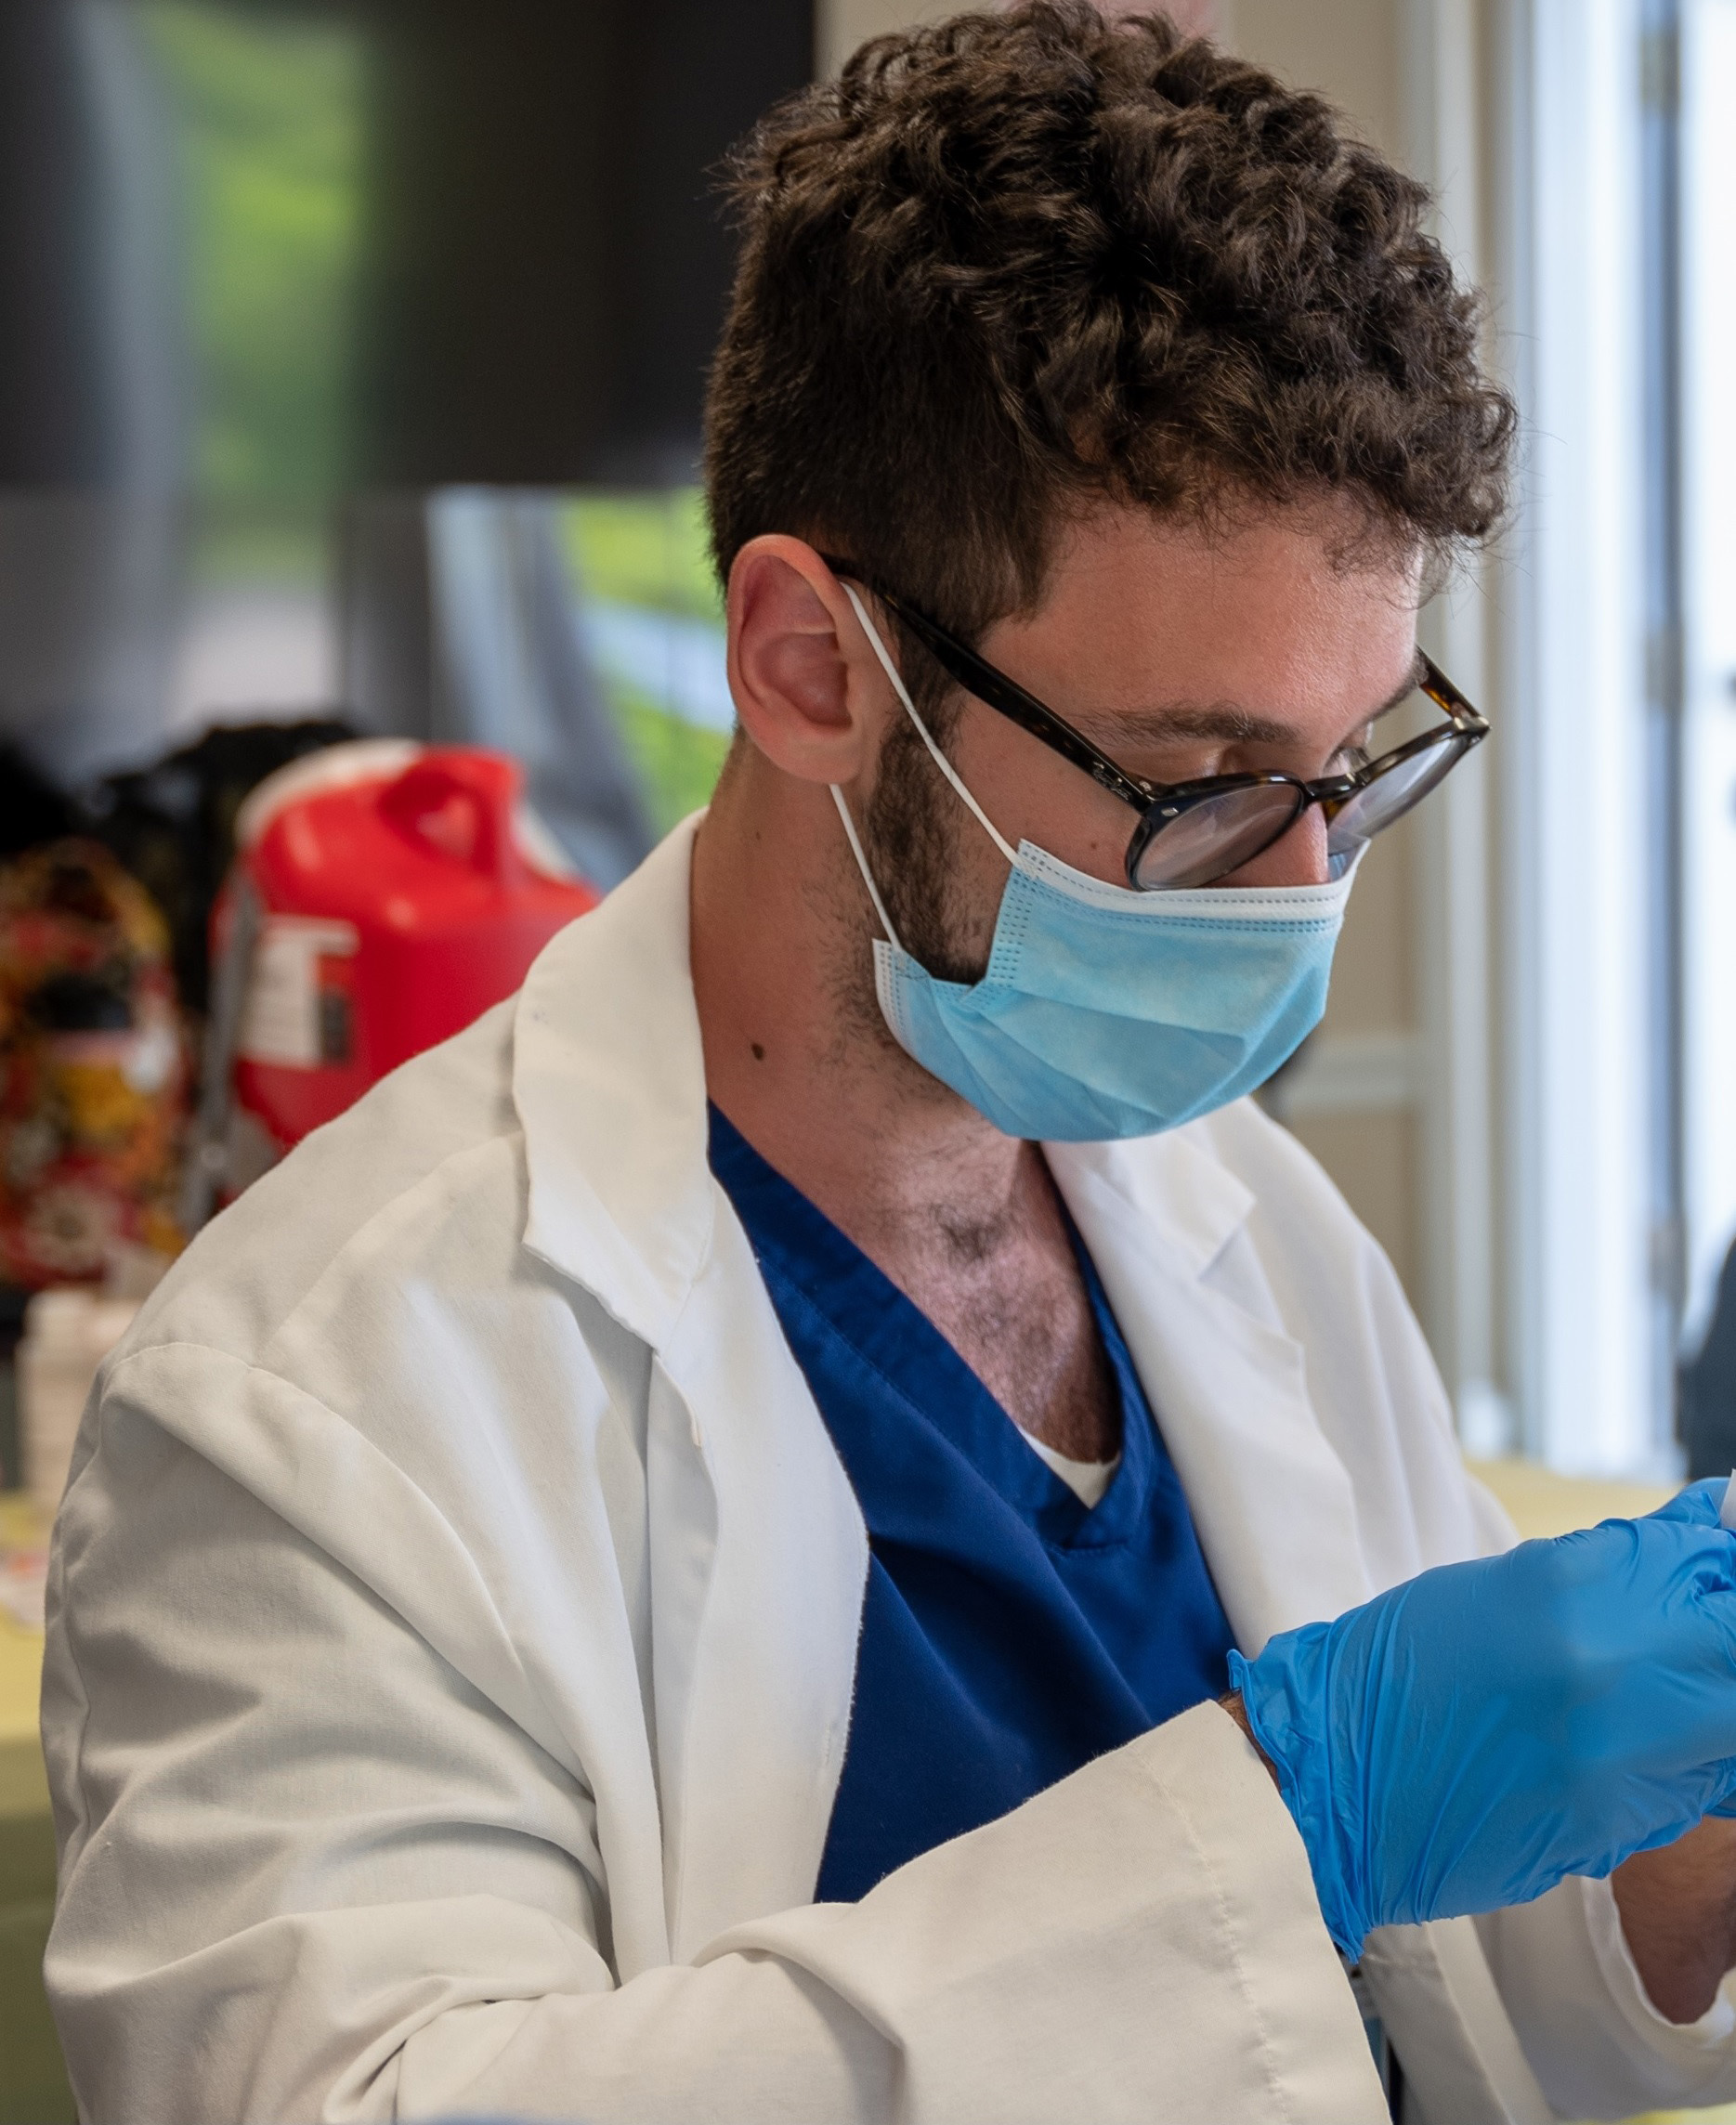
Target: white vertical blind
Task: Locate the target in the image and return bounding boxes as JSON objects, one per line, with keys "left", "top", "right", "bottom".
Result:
{"left": 1508, "top": 0, "right": 1658, "bottom": 1472}
{"left": 1677, "top": 0, "right": 1736, "bottom": 1351}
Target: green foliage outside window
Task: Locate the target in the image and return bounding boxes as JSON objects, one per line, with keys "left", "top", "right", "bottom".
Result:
{"left": 142, "top": 3, "right": 363, "bottom": 576}
{"left": 564, "top": 489, "right": 723, "bottom": 622}
{"left": 565, "top": 491, "right": 733, "bottom": 836}
{"left": 136, "top": 9, "right": 729, "bottom": 841}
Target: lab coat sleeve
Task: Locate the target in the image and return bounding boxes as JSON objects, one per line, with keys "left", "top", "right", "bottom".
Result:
{"left": 44, "top": 1373, "right": 1386, "bottom": 2125}
{"left": 1477, "top": 1876, "right": 1736, "bottom": 2119}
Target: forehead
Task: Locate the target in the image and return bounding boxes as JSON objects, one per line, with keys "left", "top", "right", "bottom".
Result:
{"left": 985, "top": 500, "right": 1424, "bottom": 728}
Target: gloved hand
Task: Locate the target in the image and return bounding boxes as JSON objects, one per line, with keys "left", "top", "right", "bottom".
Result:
{"left": 1231, "top": 1479, "right": 1736, "bottom": 1957}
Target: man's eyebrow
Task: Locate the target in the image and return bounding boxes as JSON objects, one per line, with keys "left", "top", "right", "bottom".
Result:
{"left": 1067, "top": 652, "right": 1429, "bottom": 753}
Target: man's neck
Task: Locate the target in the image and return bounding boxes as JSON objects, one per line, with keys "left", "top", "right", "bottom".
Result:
{"left": 689, "top": 753, "right": 1028, "bottom": 1255}
{"left": 688, "top": 758, "right": 1121, "bottom": 1464}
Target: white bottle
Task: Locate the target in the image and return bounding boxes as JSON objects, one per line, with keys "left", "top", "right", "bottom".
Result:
{"left": 16, "top": 1291, "right": 139, "bottom": 1521}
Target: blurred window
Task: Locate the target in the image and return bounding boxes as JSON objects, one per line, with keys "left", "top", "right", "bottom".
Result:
{"left": 562, "top": 488, "right": 733, "bottom": 836}
{"left": 141, "top": 2, "right": 364, "bottom": 736}
{"left": 1520, "top": 0, "right": 1736, "bottom": 1473}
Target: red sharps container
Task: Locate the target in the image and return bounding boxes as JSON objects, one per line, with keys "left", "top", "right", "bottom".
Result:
{"left": 205, "top": 741, "right": 600, "bottom": 1191}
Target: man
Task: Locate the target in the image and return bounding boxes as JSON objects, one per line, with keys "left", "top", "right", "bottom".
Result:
{"left": 40, "top": 8, "right": 1736, "bottom": 2120}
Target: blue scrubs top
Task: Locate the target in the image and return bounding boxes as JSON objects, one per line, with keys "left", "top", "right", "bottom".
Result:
{"left": 709, "top": 1105, "right": 1237, "bottom": 1904}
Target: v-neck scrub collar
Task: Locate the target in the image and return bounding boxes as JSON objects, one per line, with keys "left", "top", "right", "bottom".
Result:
{"left": 708, "top": 1104, "right": 1238, "bottom": 1902}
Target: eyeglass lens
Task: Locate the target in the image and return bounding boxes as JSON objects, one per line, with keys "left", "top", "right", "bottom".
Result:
{"left": 1134, "top": 723, "right": 1471, "bottom": 889}
{"left": 1323, "top": 728, "right": 1468, "bottom": 855}
{"left": 1131, "top": 782, "right": 1306, "bottom": 891}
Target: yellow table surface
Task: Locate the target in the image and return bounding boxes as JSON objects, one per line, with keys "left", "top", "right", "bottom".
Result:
{"left": 1468, "top": 1457, "right": 1676, "bottom": 1542}
{"left": 0, "top": 1495, "right": 46, "bottom": 1813}
{"left": 0, "top": 1494, "right": 68, "bottom": 2123}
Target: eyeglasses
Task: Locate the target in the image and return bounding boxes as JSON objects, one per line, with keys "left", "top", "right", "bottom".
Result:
{"left": 822, "top": 555, "right": 1489, "bottom": 892}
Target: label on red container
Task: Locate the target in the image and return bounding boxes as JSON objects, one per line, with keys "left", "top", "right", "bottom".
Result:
{"left": 239, "top": 918, "right": 359, "bottom": 1068}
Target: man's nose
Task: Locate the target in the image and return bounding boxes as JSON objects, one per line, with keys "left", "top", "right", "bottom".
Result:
{"left": 1217, "top": 804, "right": 1333, "bottom": 889}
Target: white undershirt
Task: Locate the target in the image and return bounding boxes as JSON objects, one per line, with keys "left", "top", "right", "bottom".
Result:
{"left": 1016, "top": 1428, "right": 1121, "bottom": 1508}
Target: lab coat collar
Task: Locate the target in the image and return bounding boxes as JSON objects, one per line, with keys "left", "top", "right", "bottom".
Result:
{"left": 514, "top": 815, "right": 716, "bottom": 1349}
{"left": 1051, "top": 1136, "right": 1377, "bottom": 1649}
{"left": 1048, "top": 1128, "right": 1254, "bottom": 1287}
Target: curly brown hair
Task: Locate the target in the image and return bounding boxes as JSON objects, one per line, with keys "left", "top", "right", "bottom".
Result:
{"left": 703, "top": 1, "right": 1514, "bottom": 648}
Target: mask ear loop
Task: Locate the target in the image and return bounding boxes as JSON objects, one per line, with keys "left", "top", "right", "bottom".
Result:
{"left": 837, "top": 582, "right": 1019, "bottom": 867}
{"left": 829, "top": 783, "right": 904, "bottom": 951}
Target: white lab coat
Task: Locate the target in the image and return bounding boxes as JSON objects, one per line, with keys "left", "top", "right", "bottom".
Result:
{"left": 39, "top": 817, "right": 1736, "bottom": 2124}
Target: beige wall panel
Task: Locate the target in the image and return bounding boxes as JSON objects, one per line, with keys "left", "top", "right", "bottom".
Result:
{"left": 816, "top": 0, "right": 945, "bottom": 76}
{"left": 1287, "top": 1108, "right": 1421, "bottom": 1297}
{"left": 817, "top": 1, "right": 1226, "bottom": 79}
{"left": 817, "top": 0, "right": 1400, "bottom": 151}
{"left": 1225, "top": 0, "right": 1402, "bottom": 157}
{"left": 1319, "top": 815, "right": 1417, "bottom": 1037}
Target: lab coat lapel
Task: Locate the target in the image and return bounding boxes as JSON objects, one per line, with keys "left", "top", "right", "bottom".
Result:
{"left": 512, "top": 817, "right": 868, "bottom": 1959}
{"left": 656, "top": 1219, "right": 868, "bottom": 1958}
{"left": 1051, "top": 1129, "right": 1374, "bottom": 1652}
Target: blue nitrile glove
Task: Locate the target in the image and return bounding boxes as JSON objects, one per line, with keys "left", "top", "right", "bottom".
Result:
{"left": 1230, "top": 1480, "right": 1736, "bottom": 1957}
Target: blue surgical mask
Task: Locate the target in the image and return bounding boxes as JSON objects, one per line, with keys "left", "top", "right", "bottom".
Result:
{"left": 832, "top": 584, "right": 1358, "bottom": 1142}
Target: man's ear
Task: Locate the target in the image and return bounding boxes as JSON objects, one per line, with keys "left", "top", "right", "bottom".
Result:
{"left": 725, "top": 536, "right": 893, "bottom": 785}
